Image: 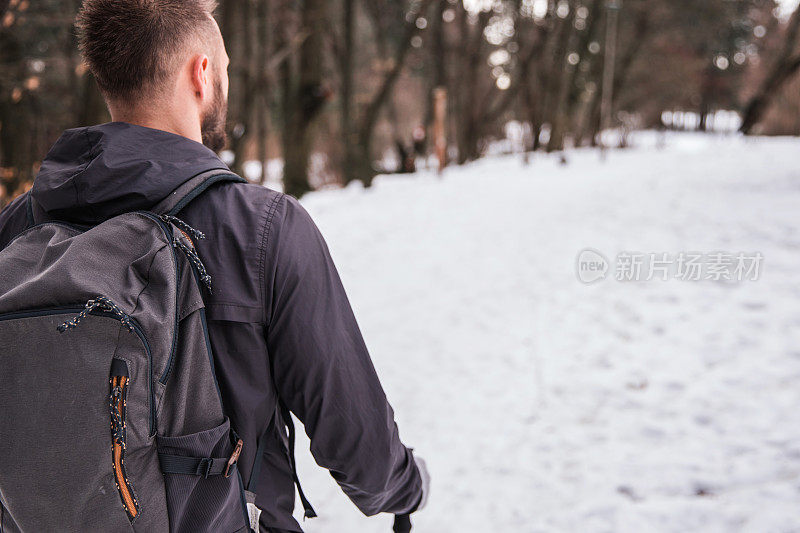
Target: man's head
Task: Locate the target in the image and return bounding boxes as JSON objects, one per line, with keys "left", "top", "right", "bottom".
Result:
{"left": 76, "top": 0, "right": 230, "bottom": 151}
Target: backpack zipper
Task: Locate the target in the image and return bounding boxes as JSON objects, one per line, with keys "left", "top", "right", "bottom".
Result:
{"left": 4, "top": 211, "right": 180, "bottom": 417}
{"left": 51, "top": 299, "right": 156, "bottom": 436}
{"left": 0, "top": 303, "right": 150, "bottom": 520}
{"left": 57, "top": 296, "right": 135, "bottom": 333}
{"left": 142, "top": 211, "right": 213, "bottom": 385}
{"left": 109, "top": 362, "right": 140, "bottom": 520}
{"left": 3, "top": 212, "right": 188, "bottom": 436}
{"left": 136, "top": 212, "right": 182, "bottom": 386}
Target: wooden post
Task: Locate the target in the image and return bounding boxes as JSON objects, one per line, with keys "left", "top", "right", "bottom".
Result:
{"left": 433, "top": 86, "right": 447, "bottom": 174}
{"left": 600, "top": 0, "right": 621, "bottom": 160}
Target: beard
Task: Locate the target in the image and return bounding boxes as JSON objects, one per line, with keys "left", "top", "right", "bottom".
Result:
{"left": 201, "top": 78, "right": 228, "bottom": 153}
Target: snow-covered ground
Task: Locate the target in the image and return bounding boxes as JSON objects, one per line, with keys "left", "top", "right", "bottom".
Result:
{"left": 289, "top": 132, "right": 800, "bottom": 532}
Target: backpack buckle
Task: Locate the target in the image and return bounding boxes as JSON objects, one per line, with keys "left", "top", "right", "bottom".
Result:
{"left": 198, "top": 458, "right": 213, "bottom": 478}
{"left": 224, "top": 439, "right": 244, "bottom": 478}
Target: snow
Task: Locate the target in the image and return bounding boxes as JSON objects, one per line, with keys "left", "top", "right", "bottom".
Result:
{"left": 289, "top": 132, "right": 800, "bottom": 532}
{"left": 777, "top": 0, "right": 799, "bottom": 19}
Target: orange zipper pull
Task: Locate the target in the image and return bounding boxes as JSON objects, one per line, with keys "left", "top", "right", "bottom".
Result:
{"left": 224, "top": 439, "right": 244, "bottom": 478}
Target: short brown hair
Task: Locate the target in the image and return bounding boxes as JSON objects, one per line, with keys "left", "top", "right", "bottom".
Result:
{"left": 76, "top": 0, "right": 218, "bottom": 102}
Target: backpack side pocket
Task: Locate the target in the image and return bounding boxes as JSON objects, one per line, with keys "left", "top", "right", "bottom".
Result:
{"left": 156, "top": 417, "right": 248, "bottom": 533}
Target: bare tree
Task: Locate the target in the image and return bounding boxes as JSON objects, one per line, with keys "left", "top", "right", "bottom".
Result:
{"left": 580, "top": 3, "right": 650, "bottom": 145}
{"left": 481, "top": 2, "right": 553, "bottom": 154}
{"left": 256, "top": 0, "right": 273, "bottom": 185}
{"left": 546, "top": 0, "right": 580, "bottom": 153}
{"left": 282, "top": 0, "right": 329, "bottom": 197}
{"left": 740, "top": 4, "right": 800, "bottom": 134}
{"left": 454, "top": 7, "right": 492, "bottom": 164}
{"left": 343, "top": 0, "right": 435, "bottom": 186}
{"left": 340, "top": 0, "right": 357, "bottom": 185}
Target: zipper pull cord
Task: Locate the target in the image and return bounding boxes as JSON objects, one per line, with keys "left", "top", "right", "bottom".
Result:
{"left": 109, "top": 383, "right": 125, "bottom": 446}
{"left": 57, "top": 296, "right": 135, "bottom": 333}
{"left": 172, "top": 238, "right": 213, "bottom": 294}
{"left": 160, "top": 215, "right": 206, "bottom": 241}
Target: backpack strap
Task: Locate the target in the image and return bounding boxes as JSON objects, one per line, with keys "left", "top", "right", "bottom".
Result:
{"left": 280, "top": 402, "right": 318, "bottom": 519}
{"left": 159, "top": 453, "right": 233, "bottom": 478}
{"left": 158, "top": 431, "right": 243, "bottom": 480}
{"left": 246, "top": 402, "right": 317, "bottom": 519}
{"left": 152, "top": 170, "right": 246, "bottom": 216}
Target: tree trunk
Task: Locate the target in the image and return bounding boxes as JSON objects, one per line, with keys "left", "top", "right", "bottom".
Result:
{"left": 479, "top": 3, "right": 552, "bottom": 138}
{"left": 740, "top": 5, "right": 800, "bottom": 134}
{"left": 340, "top": 0, "right": 358, "bottom": 184}
{"left": 546, "top": 3, "right": 578, "bottom": 152}
{"left": 456, "top": 8, "right": 491, "bottom": 164}
{"left": 282, "top": 0, "right": 327, "bottom": 197}
{"left": 350, "top": 0, "right": 435, "bottom": 186}
{"left": 564, "top": 0, "right": 603, "bottom": 136}
{"left": 257, "top": 0, "right": 273, "bottom": 185}
{"left": 229, "top": 0, "right": 260, "bottom": 177}
{"left": 583, "top": 5, "right": 649, "bottom": 145}
{"left": 547, "top": 3, "right": 582, "bottom": 152}
{"left": 424, "top": 0, "right": 447, "bottom": 140}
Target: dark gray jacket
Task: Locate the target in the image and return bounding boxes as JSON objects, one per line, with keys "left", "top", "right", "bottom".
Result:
{"left": 0, "top": 122, "right": 422, "bottom": 532}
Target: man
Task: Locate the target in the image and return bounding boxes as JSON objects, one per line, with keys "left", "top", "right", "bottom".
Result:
{"left": 0, "top": 1, "right": 428, "bottom": 531}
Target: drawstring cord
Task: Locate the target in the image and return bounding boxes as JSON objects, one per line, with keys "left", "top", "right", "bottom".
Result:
{"left": 58, "top": 296, "right": 135, "bottom": 333}
{"left": 172, "top": 238, "right": 213, "bottom": 294}
{"left": 109, "top": 382, "right": 125, "bottom": 446}
{"left": 160, "top": 214, "right": 206, "bottom": 241}
{"left": 161, "top": 215, "right": 213, "bottom": 294}
{"left": 56, "top": 217, "right": 212, "bottom": 332}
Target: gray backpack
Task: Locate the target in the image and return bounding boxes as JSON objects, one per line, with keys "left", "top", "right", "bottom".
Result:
{"left": 0, "top": 172, "right": 258, "bottom": 532}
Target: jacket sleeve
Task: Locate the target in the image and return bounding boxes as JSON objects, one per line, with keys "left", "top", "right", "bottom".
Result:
{"left": 263, "top": 194, "right": 422, "bottom": 516}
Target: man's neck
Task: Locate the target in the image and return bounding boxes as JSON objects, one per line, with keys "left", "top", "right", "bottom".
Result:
{"left": 109, "top": 107, "right": 202, "bottom": 145}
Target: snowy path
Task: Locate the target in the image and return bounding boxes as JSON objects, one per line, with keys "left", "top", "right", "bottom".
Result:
{"left": 290, "top": 133, "right": 800, "bottom": 532}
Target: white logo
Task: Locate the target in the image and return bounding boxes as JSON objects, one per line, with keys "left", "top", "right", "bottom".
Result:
{"left": 576, "top": 248, "right": 609, "bottom": 284}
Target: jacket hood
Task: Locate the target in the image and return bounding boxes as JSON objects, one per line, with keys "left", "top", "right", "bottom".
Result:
{"left": 31, "top": 122, "right": 229, "bottom": 224}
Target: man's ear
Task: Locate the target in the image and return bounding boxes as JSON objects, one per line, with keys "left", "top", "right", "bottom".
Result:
{"left": 190, "top": 54, "right": 210, "bottom": 101}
